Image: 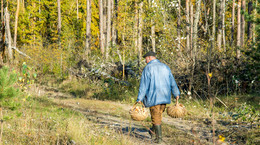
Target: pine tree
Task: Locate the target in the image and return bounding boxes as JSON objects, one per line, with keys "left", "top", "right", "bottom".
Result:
{"left": 0, "top": 67, "right": 19, "bottom": 100}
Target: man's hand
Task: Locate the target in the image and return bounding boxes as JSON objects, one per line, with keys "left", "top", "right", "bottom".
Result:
{"left": 137, "top": 101, "right": 141, "bottom": 104}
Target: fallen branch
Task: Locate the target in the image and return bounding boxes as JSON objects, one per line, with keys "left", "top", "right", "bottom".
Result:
{"left": 216, "top": 97, "right": 228, "bottom": 108}
{"left": 12, "top": 46, "right": 32, "bottom": 59}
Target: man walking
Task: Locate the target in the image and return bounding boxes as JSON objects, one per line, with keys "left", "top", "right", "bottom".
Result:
{"left": 136, "top": 51, "right": 180, "bottom": 144}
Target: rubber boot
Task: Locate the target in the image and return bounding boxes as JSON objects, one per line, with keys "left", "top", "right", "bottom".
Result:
{"left": 154, "top": 125, "right": 162, "bottom": 144}
{"left": 149, "top": 125, "right": 155, "bottom": 140}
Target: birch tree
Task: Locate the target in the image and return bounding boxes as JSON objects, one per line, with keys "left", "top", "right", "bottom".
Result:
{"left": 241, "top": 0, "right": 246, "bottom": 48}
{"left": 231, "top": 0, "right": 235, "bottom": 46}
{"left": 57, "top": 0, "right": 61, "bottom": 49}
{"left": 14, "top": 0, "right": 20, "bottom": 48}
{"left": 85, "top": 0, "right": 91, "bottom": 59}
{"left": 186, "top": 0, "right": 190, "bottom": 53}
{"left": 217, "top": 0, "right": 223, "bottom": 50}
{"left": 177, "top": 0, "right": 181, "bottom": 50}
{"left": 106, "top": 0, "right": 111, "bottom": 60}
{"left": 138, "top": 1, "right": 143, "bottom": 61}
{"left": 247, "top": 0, "right": 253, "bottom": 41}
{"left": 99, "top": 0, "right": 105, "bottom": 54}
{"left": 237, "top": 0, "right": 241, "bottom": 59}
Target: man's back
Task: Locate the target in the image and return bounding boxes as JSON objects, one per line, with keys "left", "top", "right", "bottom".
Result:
{"left": 137, "top": 59, "right": 180, "bottom": 107}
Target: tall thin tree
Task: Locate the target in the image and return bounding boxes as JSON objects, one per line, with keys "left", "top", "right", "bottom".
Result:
{"left": 138, "top": 2, "right": 143, "bottom": 62}
{"left": 237, "top": 0, "right": 241, "bottom": 59}
{"left": 241, "top": 0, "right": 246, "bottom": 48}
{"left": 106, "top": 0, "right": 111, "bottom": 60}
{"left": 186, "top": 0, "right": 190, "bottom": 53}
{"left": 57, "top": 0, "right": 61, "bottom": 49}
{"left": 99, "top": 0, "right": 105, "bottom": 54}
{"left": 247, "top": 0, "right": 253, "bottom": 41}
{"left": 85, "top": 0, "right": 91, "bottom": 59}
{"left": 177, "top": 0, "right": 181, "bottom": 50}
{"left": 217, "top": 0, "right": 223, "bottom": 50}
{"left": 212, "top": 0, "right": 216, "bottom": 50}
{"left": 14, "top": 0, "right": 20, "bottom": 48}
{"left": 231, "top": 0, "right": 235, "bottom": 46}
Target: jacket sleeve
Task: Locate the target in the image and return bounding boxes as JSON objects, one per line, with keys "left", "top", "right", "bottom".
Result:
{"left": 136, "top": 67, "right": 150, "bottom": 102}
{"left": 170, "top": 72, "right": 180, "bottom": 98}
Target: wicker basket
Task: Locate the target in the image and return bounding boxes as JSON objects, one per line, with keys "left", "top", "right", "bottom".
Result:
{"left": 129, "top": 102, "right": 149, "bottom": 121}
{"left": 167, "top": 100, "right": 187, "bottom": 118}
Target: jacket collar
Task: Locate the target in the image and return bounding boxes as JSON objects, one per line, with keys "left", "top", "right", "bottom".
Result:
{"left": 148, "top": 59, "right": 160, "bottom": 65}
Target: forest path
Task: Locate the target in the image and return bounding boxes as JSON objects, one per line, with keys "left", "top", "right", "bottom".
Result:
{"left": 37, "top": 85, "right": 225, "bottom": 145}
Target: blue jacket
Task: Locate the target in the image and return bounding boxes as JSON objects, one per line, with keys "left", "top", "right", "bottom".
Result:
{"left": 136, "top": 59, "right": 180, "bottom": 107}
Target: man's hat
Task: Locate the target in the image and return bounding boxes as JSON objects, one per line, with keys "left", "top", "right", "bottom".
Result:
{"left": 143, "top": 51, "right": 156, "bottom": 58}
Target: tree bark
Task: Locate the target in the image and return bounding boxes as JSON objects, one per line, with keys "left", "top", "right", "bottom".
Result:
{"left": 217, "top": 0, "right": 223, "bottom": 50}
{"left": 190, "top": 2, "right": 193, "bottom": 57}
{"left": 237, "top": 0, "right": 241, "bottom": 59}
{"left": 99, "top": 0, "right": 104, "bottom": 54}
{"left": 57, "top": 0, "right": 61, "bottom": 49}
{"left": 138, "top": 2, "right": 143, "bottom": 62}
{"left": 186, "top": 0, "right": 190, "bottom": 53}
{"left": 106, "top": 0, "right": 111, "bottom": 60}
{"left": 222, "top": 0, "right": 226, "bottom": 54}
{"left": 241, "top": 0, "right": 245, "bottom": 48}
{"left": 177, "top": 0, "right": 181, "bottom": 50}
{"left": 111, "top": 0, "right": 117, "bottom": 46}
{"left": 14, "top": 0, "right": 20, "bottom": 48}
{"left": 5, "top": 8, "right": 12, "bottom": 63}
{"left": 85, "top": 0, "right": 91, "bottom": 59}
{"left": 212, "top": 0, "right": 216, "bottom": 50}
{"left": 247, "top": 0, "right": 253, "bottom": 41}
{"left": 231, "top": 0, "right": 235, "bottom": 46}
{"left": 134, "top": 1, "right": 138, "bottom": 53}
{"left": 151, "top": 19, "right": 155, "bottom": 52}
{"left": 1, "top": 0, "right": 3, "bottom": 22}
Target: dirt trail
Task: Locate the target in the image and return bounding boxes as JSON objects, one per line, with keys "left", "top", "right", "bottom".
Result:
{"left": 36, "top": 86, "right": 224, "bottom": 145}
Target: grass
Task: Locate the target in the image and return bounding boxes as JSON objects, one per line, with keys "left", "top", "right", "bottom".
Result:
{"left": 1, "top": 95, "right": 137, "bottom": 145}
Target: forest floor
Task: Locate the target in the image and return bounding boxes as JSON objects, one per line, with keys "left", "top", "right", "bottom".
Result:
{"left": 34, "top": 85, "right": 259, "bottom": 145}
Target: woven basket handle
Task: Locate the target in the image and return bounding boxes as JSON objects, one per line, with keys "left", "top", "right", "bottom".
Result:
{"left": 176, "top": 98, "right": 179, "bottom": 106}
{"left": 133, "top": 102, "right": 145, "bottom": 108}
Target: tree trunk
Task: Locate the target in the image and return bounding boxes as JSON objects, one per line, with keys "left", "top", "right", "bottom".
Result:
{"left": 151, "top": 19, "right": 155, "bottom": 52}
{"left": 138, "top": 2, "right": 143, "bottom": 62}
{"left": 14, "top": 0, "right": 20, "bottom": 48}
{"left": 103, "top": 0, "right": 107, "bottom": 50}
{"left": 1, "top": 0, "right": 3, "bottom": 22}
{"left": 193, "top": 0, "right": 201, "bottom": 57}
{"left": 247, "top": 0, "right": 253, "bottom": 41}
{"left": 106, "top": 0, "right": 111, "bottom": 60}
{"left": 190, "top": 2, "right": 193, "bottom": 57}
{"left": 231, "top": 0, "right": 235, "bottom": 46}
{"left": 212, "top": 0, "right": 216, "bottom": 50}
{"left": 85, "top": 0, "right": 91, "bottom": 59}
{"left": 99, "top": 0, "right": 104, "bottom": 54}
{"left": 237, "top": 0, "right": 241, "bottom": 59}
{"left": 57, "top": 0, "right": 61, "bottom": 49}
{"left": 77, "top": 0, "right": 79, "bottom": 20}
{"left": 241, "top": 0, "right": 245, "bottom": 48}
{"left": 186, "top": 0, "right": 190, "bottom": 53}
{"left": 189, "top": 0, "right": 201, "bottom": 94}
{"left": 222, "top": 0, "right": 226, "bottom": 54}
{"left": 217, "top": 0, "right": 223, "bottom": 50}
{"left": 134, "top": 1, "right": 138, "bottom": 53}
{"left": 5, "top": 8, "right": 12, "bottom": 63}
{"left": 111, "top": 0, "right": 117, "bottom": 46}
{"left": 177, "top": 0, "right": 181, "bottom": 50}
{"left": 252, "top": 0, "right": 257, "bottom": 43}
